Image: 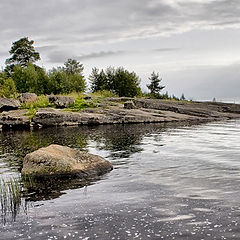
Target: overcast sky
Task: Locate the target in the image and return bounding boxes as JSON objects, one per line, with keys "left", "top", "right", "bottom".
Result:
{"left": 0, "top": 0, "right": 240, "bottom": 101}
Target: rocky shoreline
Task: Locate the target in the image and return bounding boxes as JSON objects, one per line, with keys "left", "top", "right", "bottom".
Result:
{"left": 1, "top": 97, "right": 240, "bottom": 130}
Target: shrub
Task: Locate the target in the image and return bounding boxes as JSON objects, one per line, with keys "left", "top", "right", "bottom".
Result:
{"left": 0, "top": 72, "right": 17, "bottom": 98}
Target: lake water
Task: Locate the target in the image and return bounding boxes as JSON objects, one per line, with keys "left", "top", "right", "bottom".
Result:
{"left": 1, "top": 120, "right": 240, "bottom": 240}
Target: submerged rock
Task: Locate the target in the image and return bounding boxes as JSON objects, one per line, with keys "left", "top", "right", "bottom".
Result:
{"left": 0, "top": 98, "right": 20, "bottom": 112}
{"left": 21, "top": 144, "right": 113, "bottom": 177}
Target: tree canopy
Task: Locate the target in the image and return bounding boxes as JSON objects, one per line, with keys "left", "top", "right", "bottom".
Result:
{"left": 47, "top": 59, "right": 86, "bottom": 94}
{"left": 89, "top": 66, "right": 142, "bottom": 97}
{"left": 4, "top": 38, "right": 86, "bottom": 95}
{"left": 5, "top": 37, "right": 40, "bottom": 68}
{"left": 64, "top": 58, "right": 84, "bottom": 75}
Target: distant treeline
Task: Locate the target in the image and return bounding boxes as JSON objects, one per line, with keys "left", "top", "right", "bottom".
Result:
{"left": 1, "top": 37, "right": 184, "bottom": 100}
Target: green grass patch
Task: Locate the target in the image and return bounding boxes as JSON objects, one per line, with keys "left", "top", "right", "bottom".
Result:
{"left": 21, "top": 95, "right": 50, "bottom": 109}
{"left": 21, "top": 95, "right": 51, "bottom": 121}
{"left": 66, "top": 97, "right": 97, "bottom": 112}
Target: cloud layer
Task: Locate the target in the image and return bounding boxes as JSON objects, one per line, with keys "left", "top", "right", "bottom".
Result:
{"left": 1, "top": 0, "right": 239, "bottom": 47}
{"left": 0, "top": 0, "right": 239, "bottom": 99}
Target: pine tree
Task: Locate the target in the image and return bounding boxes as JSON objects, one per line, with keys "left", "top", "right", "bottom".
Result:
{"left": 147, "top": 72, "right": 165, "bottom": 98}
{"left": 5, "top": 37, "right": 40, "bottom": 68}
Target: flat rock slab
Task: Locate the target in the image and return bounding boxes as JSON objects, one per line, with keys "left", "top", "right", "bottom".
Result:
{"left": 0, "top": 109, "right": 30, "bottom": 129}
{"left": 134, "top": 99, "right": 240, "bottom": 118}
{"left": 33, "top": 107, "right": 202, "bottom": 127}
{"left": 21, "top": 144, "right": 113, "bottom": 177}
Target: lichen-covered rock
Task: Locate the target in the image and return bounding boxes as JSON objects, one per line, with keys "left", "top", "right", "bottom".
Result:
{"left": 0, "top": 98, "right": 20, "bottom": 111}
{"left": 18, "top": 93, "right": 38, "bottom": 103}
{"left": 21, "top": 144, "right": 113, "bottom": 177}
{"left": 48, "top": 95, "right": 75, "bottom": 108}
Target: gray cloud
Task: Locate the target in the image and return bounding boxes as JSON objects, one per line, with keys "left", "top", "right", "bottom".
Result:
{"left": 46, "top": 50, "right": 76, "bottom": 64}
{"left": 46, "top": 50, "right": 127, "bottom": 63}
{"left": 35, "top": 45, "right": 57, "bottom": 52}
{"left": 1, "top": 0, "right": 240, "bottom": 47}
{"left": 153, "top": 48, "right": 180, "bottom": 52}
{"left": 78, "top": 51, "right": 126, "bottom": 60}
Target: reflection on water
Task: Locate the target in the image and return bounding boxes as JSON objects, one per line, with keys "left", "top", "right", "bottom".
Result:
{"left": 0, "top": 124, "right": 155, "bottom": 222}
{"left": 1, "top": 120, "right": 240, "bottom": 239}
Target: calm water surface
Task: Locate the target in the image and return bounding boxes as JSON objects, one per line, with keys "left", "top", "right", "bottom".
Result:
{"left": 1, "top": 120, "right": 240, "bottom": 240}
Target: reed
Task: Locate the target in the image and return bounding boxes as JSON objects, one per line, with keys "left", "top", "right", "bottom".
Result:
{"left": 0, "top": 177, "right": 22, "bottom": 223}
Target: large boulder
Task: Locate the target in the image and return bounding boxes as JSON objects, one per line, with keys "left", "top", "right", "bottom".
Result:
{"left": 21, "top": 144, "right": 113, "bottom": 177}
{"left": 18, "top": 93, "right": 38, "bottom": 103}
{"left": 48, "top": 95, "right": 75, "bottom": 108}
{"left": 0, "top": 98, "right": 20, "bottom": 112}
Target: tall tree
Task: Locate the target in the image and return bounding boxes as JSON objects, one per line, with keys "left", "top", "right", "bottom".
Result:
{"left": 147, "top": 72, "right": 165, "bottom": 98}
{"left": 89, "top": 68, "right": 107, "bottom": 92}
{"left": 64, "top": 58, "right": 84, "bottom": 75}
{"left": 5, "top": 37, "right": 40, "bottom": 73}
{"left": 63, "top": 58, "right": 86, "bottom": 92}
{"left": 113, "top": 67, "right": 141, "bottom": 97}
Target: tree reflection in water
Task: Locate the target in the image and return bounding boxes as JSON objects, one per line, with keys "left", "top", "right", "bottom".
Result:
{"left": 0, "top": 123, "right": 171, "bottom": 223}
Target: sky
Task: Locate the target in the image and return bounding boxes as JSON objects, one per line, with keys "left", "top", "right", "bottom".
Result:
{"left": 0, "top": 0, "right": 240, "bottom": 101}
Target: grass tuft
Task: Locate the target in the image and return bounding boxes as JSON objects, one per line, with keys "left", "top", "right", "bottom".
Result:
{"left": 0, "top": 177, "right": 22, "bottom": 223}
